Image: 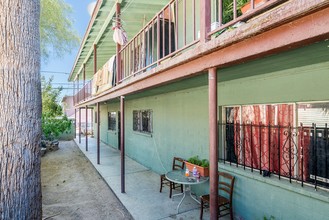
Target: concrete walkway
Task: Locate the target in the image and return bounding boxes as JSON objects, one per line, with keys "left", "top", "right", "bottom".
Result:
{"left": 74, "top": 137, "right": 213, "bottom": 220}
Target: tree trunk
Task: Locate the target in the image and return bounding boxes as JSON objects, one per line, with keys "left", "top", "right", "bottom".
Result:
{"left": 0, "top": 0, "right": 42, "bottom": 219}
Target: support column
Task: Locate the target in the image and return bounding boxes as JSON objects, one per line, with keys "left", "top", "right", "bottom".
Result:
{"left": 85, "top": 105, "right": 88, "bottom": 151}
{"left": 77, "top": 73, "right": 80, "bottom": 103}
{"left": 116, "top": 2, "right": 121, "bottom": 84}
{"left": 209, "top": 67, "right": 218, "bottom": 220}
{"left": 120, "top": 96, "right": 125, "bottom": 193}
{"left": 97, "top": 102, "right": 100, "bottom": 164}
{"left": 79, "top": 107, "right": 81, "bottom": 144}
{"left": 200, "top": 0, "right": 211, "bottom": 43}
{"left": 74, "top": 108, "right": 77, "bottom": 138}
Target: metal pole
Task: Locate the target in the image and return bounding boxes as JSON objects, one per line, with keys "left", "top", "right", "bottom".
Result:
{"left": 120, "top": 96, "right": 125, "bottom": 193}
{"left": 97, "top": 102, "right": 100, "bottom": 164}
{"left": 79, "top": 107, "right": 81, "bottom": 144}
{"left": 209, "top": 67, "right": 218, "bottom": 220}
{"left": 74, "top": 108, "right": 77, "bottom": 138}
{"left": 86, "top": 105, "right": 88, "bottom": 151}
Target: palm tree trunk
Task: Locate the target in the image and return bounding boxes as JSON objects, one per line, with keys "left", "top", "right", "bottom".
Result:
{"left": 0, "top": 0, "right": 42, "bottom": 219}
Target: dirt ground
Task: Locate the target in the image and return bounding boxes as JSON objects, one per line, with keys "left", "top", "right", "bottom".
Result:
{"left": 41, "top": 141, "right": 133, "bottom": 220}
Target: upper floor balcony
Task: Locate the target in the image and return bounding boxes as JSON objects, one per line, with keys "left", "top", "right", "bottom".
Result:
{"left": 70, "top": 0, "right": 328, "bottom": 105}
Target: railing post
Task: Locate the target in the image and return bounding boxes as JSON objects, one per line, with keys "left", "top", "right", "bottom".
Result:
{"left": 116, "top": 2, "right": 122, "bottom": 84}
{"left": 200, "top": 0, "right": 211, "bottom": 42}
{"left": 208, "top": 67, "right": 218, "bottom": 220}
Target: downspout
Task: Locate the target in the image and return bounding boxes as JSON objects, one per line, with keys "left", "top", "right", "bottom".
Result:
{"left": 97, "top": 102, "right": 100, "bottom": 164}
{"left": 120, "top": 96, "right": 125, "bottom": 193}
{"left": 209, "top": 67, "right": 218, "bottom": 219}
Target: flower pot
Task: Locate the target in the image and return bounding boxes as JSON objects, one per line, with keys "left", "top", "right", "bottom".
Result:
{"left": 241, "top": 0, "right": 267, "bottom": 14}
{"left": 185, "top": 161, "right": 209, "bottom": 177}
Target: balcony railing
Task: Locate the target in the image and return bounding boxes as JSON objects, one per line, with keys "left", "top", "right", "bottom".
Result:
{"left": 74, "top": 0, "right": 288, "bottom": 105}
{"left": 118, "top": 0, "right": 201, "bottom": 82}
{"left": 221, "top": 123, "right": 329, "bottom": 190}
{"left": 74, "top": 80, "right": 92, "bottom": 105}
{"left": 209, "top": 0, "right": 287, "bottom": 37}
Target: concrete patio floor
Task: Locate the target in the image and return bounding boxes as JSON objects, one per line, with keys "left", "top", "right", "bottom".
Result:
{"left": 74, "top": 137, "right": 220, "bottom": 220}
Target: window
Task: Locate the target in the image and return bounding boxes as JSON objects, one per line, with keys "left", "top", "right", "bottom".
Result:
{"left": 223, "top": 102, "right": 329, "bottom": 189}
{"left": 133, "top": 110, "right": 153, "bottom": 133}
{"left": 108, "top": 112, "right": 116, "bottom": 131}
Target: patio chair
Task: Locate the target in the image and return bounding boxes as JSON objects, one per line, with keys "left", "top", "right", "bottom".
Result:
{"left": 199, "top": 171, "right": 235, "bottom": 220}
{"left": 160, "top": 157, "right": 185, "bottom": 198}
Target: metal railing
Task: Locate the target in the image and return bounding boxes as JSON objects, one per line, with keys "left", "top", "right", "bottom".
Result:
{"left": 74, "top": 0, "right": 289, "bottom": 105}
{"left": 74, "top": 80, "right": 92, "bottom": 105}
{"left": 118, "top": 0, "right": 200, "bottom": 82}
{"left": 220, "top": 123, "right": 329, "bottom": 190}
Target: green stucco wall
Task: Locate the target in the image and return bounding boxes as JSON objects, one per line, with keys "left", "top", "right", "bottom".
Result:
{"left": 218, "top": 61, "right": 329, "bottom": 106}
{"left": 95, "top": 41, "right": 329, "bottom": 218}
{"left": 220, "top": 164, "right": 329, "bottom": 220}
{"left": 97, "top": 102, "right": 120, "bottom": 149}
{"left": 124, "top": 86, "right": 209, "bottom": 175}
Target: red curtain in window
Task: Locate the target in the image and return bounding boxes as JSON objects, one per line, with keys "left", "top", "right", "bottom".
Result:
{"left": 235, "top": 104, "right": 294, "bottom": 174}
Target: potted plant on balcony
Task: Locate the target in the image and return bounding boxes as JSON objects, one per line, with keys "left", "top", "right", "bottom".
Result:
{"left": 185, "top": 156, "right": 209, "bottom": 177}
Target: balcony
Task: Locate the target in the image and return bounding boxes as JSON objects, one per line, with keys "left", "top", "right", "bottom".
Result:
{"left": 72, "top": 0, "right": 322, "bottom": 105}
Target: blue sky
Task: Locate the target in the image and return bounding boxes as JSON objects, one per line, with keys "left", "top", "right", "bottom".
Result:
{"left": 41, "top": 0, "right": 93, "bottom": 98}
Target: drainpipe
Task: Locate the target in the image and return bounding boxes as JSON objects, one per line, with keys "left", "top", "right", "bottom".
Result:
{"left": 209, "top": 67, "right": 218, "bottom": 220}
{"left": 86, "top": 105, "right": 88, "bottom": 151}
{"left": 120, "top": 96, "right": 125, "bottom": 193}
{"left": 116, "top": 2, "right": 121, "bottom": 84}
{"left": 97, "top": 102, "right": 100, "bottom": 164}
{"left": 200, "top": 0, "right": 211, "bottom": 43}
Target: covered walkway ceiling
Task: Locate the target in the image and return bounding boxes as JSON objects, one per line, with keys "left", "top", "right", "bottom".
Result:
{"left": 68, "top": 0, "right": 170, "bottom": 82}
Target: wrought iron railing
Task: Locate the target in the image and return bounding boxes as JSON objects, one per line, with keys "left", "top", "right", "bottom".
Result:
{"left": 118, "top": 0, "right": 200, "bottom": 82}
{"left": 220, "top": 123, "right": 329, "bottom": 190}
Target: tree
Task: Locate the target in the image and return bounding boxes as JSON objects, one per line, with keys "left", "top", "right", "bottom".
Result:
{"left": 0, "top": 0, "right": 42, "bottom": 219}
{"left": 41, "top": 76, "right": 71, "bottom": 140}
{"left": 40, "top": 0, "right": 80, "bottom": 59}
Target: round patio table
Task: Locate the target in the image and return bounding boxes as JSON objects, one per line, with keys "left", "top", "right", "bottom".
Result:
{"left": 165, "top": 169, "right": 209, "bottom": 213}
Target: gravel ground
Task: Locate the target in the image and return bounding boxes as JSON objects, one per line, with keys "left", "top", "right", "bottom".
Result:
{"left": 41, "top": 141, "right": 133, "bottom": 220}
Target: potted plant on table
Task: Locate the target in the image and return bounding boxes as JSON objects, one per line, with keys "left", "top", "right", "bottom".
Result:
{"left": 185, "top": 156, "right": 209, "bottom": 177}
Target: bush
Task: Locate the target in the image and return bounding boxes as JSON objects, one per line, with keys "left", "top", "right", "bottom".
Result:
{"left": 42, "top": 114, "right": 72, "bottom": 140}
